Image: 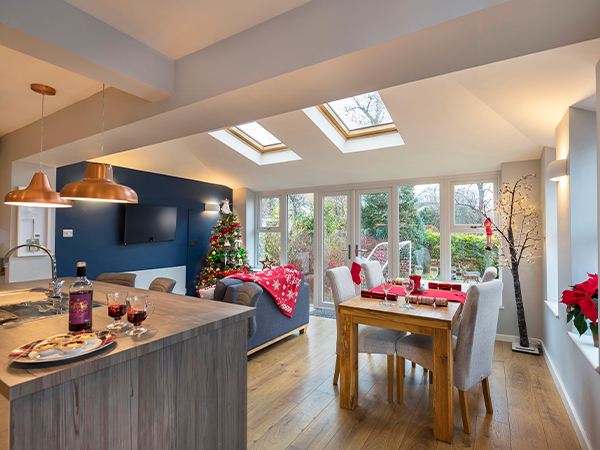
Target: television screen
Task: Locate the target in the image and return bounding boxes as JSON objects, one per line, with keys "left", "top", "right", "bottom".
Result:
{"left": 124, "top": 204, "right": 177, "bottom": 245}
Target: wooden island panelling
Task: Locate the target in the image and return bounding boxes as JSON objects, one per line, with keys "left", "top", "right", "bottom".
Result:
{"left": 0, "top": 279, "right": 255, "bottom": 450}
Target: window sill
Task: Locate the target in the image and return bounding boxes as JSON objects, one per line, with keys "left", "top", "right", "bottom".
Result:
{"left": 545, "top": 301, "right": 559, "bottom": 319}
{"left": 567, "top": 331, "right": 599, "bottom": 372}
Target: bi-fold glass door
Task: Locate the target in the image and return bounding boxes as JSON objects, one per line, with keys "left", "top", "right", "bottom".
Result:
{"left": 317, "top": 189, "right": 391, "bottom": 307}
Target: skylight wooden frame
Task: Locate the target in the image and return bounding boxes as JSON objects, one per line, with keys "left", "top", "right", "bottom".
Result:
{"left": 316, "top": 104, "right": 397, "bottom": 140}
{"left": 226, "top": 127, "right": 288, "bottom": 154}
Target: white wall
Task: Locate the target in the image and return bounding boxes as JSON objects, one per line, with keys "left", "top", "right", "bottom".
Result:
{"left": 233, "top": 188, "right": 255, "bottom": 265}
{"left": 6, "top": 162, "right": 57, "bottom": 283}
{"left": 496, "top": 160, "right": 544, "bottom": 340}
{"left": 542, "top": 105, "right": 600, "bottom": 450}
{"left": 568, "top": 108, "right": 598, "bottom": 281}
{"left": 540, "top": 147, "right": 558, "bottom": 303}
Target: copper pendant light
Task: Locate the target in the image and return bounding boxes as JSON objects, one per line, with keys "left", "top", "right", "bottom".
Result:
{"left": 60, "top": 84, "right": 138, "bottom": 204}
{"left": 4, "top": 84, "right": 72, "bottom": 208}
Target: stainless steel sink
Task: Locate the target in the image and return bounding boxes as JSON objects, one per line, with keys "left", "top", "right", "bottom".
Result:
{"left": 0, "top": 288, "right": 50, "bottom": 305}
{"left": 0, "top": 289, "right": 105, "bottom": 327}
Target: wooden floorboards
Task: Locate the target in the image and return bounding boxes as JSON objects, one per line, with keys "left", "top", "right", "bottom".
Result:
{"left": 247, "top": 317, "right": 581, "bottom": 450}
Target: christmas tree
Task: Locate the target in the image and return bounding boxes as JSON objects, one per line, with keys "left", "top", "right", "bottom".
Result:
{"left": 197, "top": 199, "right": 251, "bottom": 291}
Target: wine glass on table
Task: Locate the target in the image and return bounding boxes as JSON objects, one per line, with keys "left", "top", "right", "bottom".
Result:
{"left": 126, "top": 295, "right": 155, "bottom": 336}
{"left": 401, "top": 279, "right": 415, "bottom": 309}
{"left": 380, "top": 278, "right": 394, "bottom": 306}
{"left": 414, "top": 265, "right": 423, "bottom": 276}
{"left": 106, "top": 292, "right": 129, "bottom": 330}
{"left": 429, "top": 266, "right": 439, "bottom": 280}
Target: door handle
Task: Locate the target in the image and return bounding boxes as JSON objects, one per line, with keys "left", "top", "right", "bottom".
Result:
{"left": 355, "top": 245, "right": 368, "bottom": 257}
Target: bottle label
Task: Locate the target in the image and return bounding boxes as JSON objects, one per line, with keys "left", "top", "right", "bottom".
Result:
{"left": 70, "top": 293, "right": 92, "bottom": 324}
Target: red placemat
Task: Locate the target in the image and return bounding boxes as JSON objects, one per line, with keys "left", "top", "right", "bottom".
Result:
{"left": 368, "top": 285, "right": 466, "bottom": 304}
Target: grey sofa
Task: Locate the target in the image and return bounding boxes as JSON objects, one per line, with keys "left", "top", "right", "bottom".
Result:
{"left": 213, "top": 274, "right": 310, "bottom": 354}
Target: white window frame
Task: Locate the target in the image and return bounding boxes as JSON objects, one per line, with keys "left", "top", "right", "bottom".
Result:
{"left": 253, "top": 171, "right": 501, "bottom": 305}
{"left": 255, "top": 195, "right": 285, "bottom": 268}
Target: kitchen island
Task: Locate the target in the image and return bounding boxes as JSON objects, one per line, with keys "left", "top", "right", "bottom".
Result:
{"left": 0, "top": 278, "right": 255, "bottom": 450}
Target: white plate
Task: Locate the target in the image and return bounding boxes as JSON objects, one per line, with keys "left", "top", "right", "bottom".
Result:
{"left": 9, "top": 331, "right": 116, "bottom": 364}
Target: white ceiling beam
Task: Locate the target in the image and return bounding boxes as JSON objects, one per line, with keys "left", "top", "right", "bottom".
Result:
{"left": 0, "top": 0, "right": 173, "bottom": 102}
{"left": 5, "top": 0, "right": 600, "bottom": 168}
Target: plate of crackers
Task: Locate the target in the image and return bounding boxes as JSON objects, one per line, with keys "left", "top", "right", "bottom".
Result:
{"left": 9, "top": 330, "right": 116, "bottom": 363}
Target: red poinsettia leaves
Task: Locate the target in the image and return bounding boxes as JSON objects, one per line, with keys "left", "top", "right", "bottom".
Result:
{"left": 579, "top": 296, "right": 598, "bottom": 325}
{"left": 561, "top": 288, "right": 588, "bottom": 305}
{"left": 576, "top": 273, "right": 598, "bottom": 296}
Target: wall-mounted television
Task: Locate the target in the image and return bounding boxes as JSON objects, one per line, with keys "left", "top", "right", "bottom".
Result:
{"left": 124, "top": 204, "right": 177, "bottom": 245}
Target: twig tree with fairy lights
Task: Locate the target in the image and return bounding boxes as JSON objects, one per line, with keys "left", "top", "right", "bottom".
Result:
{"left": 478, "top": 174, "right": 543, "bottom": 352}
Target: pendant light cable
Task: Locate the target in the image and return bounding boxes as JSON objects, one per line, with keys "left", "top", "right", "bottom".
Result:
{"left": 40, "top": 92, "right": 44, "bottom": 172}
{"left": 101, "top": 83, "right": 105, "bottom": 164}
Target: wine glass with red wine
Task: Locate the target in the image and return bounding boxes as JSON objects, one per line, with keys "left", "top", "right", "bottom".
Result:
{"left": 125, "top": 295, "right": 155, "bottom": 336}
{"left": 106, "top": 292, "right": 129, "bottom": 330}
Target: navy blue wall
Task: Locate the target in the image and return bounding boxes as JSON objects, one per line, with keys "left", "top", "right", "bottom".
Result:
{"left": 55, "top": 162, "right": 232, "bottom": 296}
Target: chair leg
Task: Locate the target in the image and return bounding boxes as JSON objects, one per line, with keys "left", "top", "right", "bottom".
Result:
{"left": 387, "top": 355, "right": 394, "bottom": 403}
{"left": 429, "top": 370, "right": 433, "bottom": 384}
{"left": 482, "top": 377, "right": 493, "bottom": 413}
{"left": 396, "top": 356, "right": 404, "bottom": 403}
{"left": 458, "top": 390, "right": 471, "bottom": 434}
{"left": 333, "top": 354, "right": 340, "bottom": 385}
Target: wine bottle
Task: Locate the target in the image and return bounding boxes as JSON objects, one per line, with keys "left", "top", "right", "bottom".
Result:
{"left": 69, "top": 262, "right": 93, "bottom": 332}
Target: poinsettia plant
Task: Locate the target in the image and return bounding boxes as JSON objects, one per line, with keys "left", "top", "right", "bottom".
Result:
{"left": 561, "top": 273, "right": 598, "bottom": 336}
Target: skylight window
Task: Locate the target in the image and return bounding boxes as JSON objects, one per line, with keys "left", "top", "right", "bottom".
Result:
{"left": 317, "top": 91, "right": 397, "bottom": 139}
{"left": 226, "top": 122, "right": 287, "bottom": 153}
{"left": 236, "top": 122, "right": 281, "bottom": 146}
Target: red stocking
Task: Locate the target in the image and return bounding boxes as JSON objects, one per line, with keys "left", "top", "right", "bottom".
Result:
{"left": 351, "top": 262, "right": 362, "bottom": 285}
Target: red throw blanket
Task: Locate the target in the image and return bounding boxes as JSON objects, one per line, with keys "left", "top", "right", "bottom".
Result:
{"left": 227, "top": 265, "right": 302, "bottom": 317}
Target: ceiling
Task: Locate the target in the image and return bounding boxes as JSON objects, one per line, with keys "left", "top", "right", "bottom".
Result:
{"left": 2, "top": 0, "right": 600, "bottom": 193}
{"left": 88, "top": 38, "right": 600, "bottom": 190}
{"left": 0, "top": 45, "right": 103, "bottom": 137}
{"left": 63, "top": 0, "right": 312, "bottom": 59}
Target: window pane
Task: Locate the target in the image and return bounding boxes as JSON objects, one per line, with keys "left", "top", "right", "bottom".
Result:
{"left": 327, "top": 91, "right": 393, "bottom": 131}
{"left": 454, "top": 182, "right": 494, "bottom": 225}
{"left": 451, "top": 232, "right": 499, "bottom": 282}
{"left": 260, "top": 197, "right": 280, "bottom": 227}
{"left": 237, "top": 122, "right": 282, "bottom": 146}
{"left": 399, "top": 184, "right": 440, "bottom": 279}
{"left": 323, "top": 195, "right": 348, "bottom": 303}
{"left": 288, "top": 194, "right": 314, "bottom": 303}
{"left": 360, "top": 192, "right": 389, "bottom": 283}
{"left": 258, "top": 232, "right": 281, "bottom": 266}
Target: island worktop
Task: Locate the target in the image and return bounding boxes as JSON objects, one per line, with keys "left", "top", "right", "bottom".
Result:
{"left": 0, "top": 278, "right": 255, "bottom": 450}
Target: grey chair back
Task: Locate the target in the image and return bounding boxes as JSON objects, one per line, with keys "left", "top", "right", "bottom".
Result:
{"left": 96, "top": 272, "right": 136, "bottom": 287}
{"left": 361, "top": 261, "right": 384, "bottom": 290}
{"left": 149, "top": 277, "right": 176, "bottom": 293}
{"left": 454, "top": 280, "right": 503, "bottom": 391}
{"left": 325, "top": 266, "right": 356, "bottom": 353}
{"left": 236, "top": 283, "right": 262, "bottom": 338}
{"left": 481, "top": 267, "right": 497, "bottom": 282}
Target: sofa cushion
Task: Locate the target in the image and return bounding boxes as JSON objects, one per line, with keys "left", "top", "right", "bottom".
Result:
{"left": 214, "top": 278, "right": 244, "bottom": 301}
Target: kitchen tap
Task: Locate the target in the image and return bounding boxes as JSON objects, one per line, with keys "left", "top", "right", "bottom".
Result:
{"left": 2, "top": 243, "right": 64, "bottom": 298}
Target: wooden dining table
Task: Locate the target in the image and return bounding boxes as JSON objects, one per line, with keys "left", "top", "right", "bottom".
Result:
{"left": 338, "top": 295, "right": 462, "bottom": 443}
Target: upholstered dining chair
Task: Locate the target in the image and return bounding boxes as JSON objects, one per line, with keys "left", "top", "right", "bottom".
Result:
{"left": 326, "top": 266, "right": 407, "bottom": 402}
{"left": 481, "top": 267, "right": 498, "bottom": 282}
{"left": 361, "top": 260, "right": 384, "bottom": 290}
{"left": 149, "top": 277, "right": 177, "bottom": 293}
{"left": 395, "top": 280, "right": 503, "bottom": 433}
{"left": 96, "top": 272, "right": 136, "bottom": 287}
